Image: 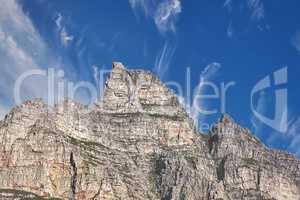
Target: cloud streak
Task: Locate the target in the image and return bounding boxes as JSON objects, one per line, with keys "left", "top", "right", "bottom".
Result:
{"left": 287, "top": 117, "right": 300, "bottom": 137}
{"left": 287, "top": 117, "right": 300, "bottom": 157}
{"left": 55, "top": 13, "right": 74, "bottom": 46}
{"left": 224, "top": 0, "right": 264, "bottom": 22}
{"left": 247, "top": 0, "right": 265, "bottom": 22}
{"left": 0, "top": 103, "right": 10, "bottom": 120}
{"left": 154, "top": 40, "right": 177, "bottom": 78}
{"left": 251, "top": 95, "right": 300, "bottom": 158}
{"left": 227, "top": 21, "right": 233, "bottom": 38}
{"left": 251, "top": 90, "right": 267, "bottom": 136}
{"left": 129, "top": 0, "right": 182, "bottom": 78}
{"left": 129, "top": 0, "right": 155, "bottom": 18}
{"left": 291, "top": 30, "right": 300, "bottom": 53}
{"left": 191, "top": 62, "right": 222, "bottom": 127}
{"left": 0, "top": 0, "right": 77, "bottom": 119}
{"left": 154, "top": 0, "right": 181, "bottom": 34}
{"left": 0, "top": 0, "right": 50, "bottom": 118}
{"left": 129, "top": 0, "right": 182, "bottom": 35}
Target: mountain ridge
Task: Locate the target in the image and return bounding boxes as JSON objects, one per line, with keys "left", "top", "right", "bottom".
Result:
{"left": 0, "top": 62, "right": 299, "bottom": 200}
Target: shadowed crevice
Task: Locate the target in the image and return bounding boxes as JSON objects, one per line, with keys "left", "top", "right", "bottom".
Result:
{"left": 69, "top": 152, "right": 77, "bottom": 200}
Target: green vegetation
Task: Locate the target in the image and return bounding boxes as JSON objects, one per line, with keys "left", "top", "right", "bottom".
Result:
{"left": 242, "top": 157, "right": 259, "bottom": 165}
{"left": 0, "top": 188, "right": 62, "bottom": 200}
{"left": 147, "top": 113, "right": 184, "bottom": 121}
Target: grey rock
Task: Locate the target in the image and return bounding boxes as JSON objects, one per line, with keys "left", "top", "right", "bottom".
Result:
{"left": 0, "top": 62, "right": 299, "bottom": 200}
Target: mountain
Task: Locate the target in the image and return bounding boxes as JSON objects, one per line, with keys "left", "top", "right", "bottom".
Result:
{"left": 0, "top": 62, "right": 299, "bottom": 200}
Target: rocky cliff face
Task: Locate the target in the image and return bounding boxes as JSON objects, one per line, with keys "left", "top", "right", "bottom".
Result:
{"left": 0, "top": 62, "right": 299, "bottom": 200}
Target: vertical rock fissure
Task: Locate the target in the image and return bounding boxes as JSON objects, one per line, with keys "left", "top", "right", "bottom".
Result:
{"left": 208, "top": 134, "right": 219, "bottom": 154}
{"left": 70, "top": 152, "right": 77, "bottom": 200}
{"left": 256, "top": 167, "right": 261, "bottom": 190}
{"left": 217, "top": 156, "right": 227, "bottom": 182}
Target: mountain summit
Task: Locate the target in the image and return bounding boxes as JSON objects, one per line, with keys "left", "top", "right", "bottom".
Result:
{"left": 0, "top": 63, "right": 299, "bottom": 200}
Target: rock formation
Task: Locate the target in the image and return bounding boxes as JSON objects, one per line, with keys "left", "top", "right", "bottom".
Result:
{"left": 0, "top": 62, "right": 299, "bottom": 200}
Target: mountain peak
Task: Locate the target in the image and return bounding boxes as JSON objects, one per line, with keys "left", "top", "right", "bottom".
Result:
{"left": 112, "top": 61, "right": 125, "bottom": 70}
{"left": 0, "top": 63, "right": 299, "bottom": 199}
{"left": 219, "top": 113, "right": 235, "bottom": 124}
{"left": 97, "top": 63, "right": 186, "bottom": 117}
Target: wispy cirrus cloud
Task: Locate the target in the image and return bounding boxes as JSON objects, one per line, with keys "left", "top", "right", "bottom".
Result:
{"left": 92, "top": 65, "right": 100, "bottom": 90}
{"left": 129, "top": 0, "right": 181, "bottom": 79}
{"left": 154, "top": 0, "right": 181, "bottom": 34}
{"left": 266, "top": 117, "right": 300, "bottom": 158}
{"left": 227, "top": 21, "right": 234, "bottom": 38}
{"left": 154, "top": 40, "right": 177, "bottom": 78}
{"left": 252, "top": 94, "right": 300, "bottom": 157}
{"left": 287, "top": 117, "right": 300, "bottom": 157}
{"left": 129, "top": 0, "right": 182, "bottom": 35}
{"left": 251, "top": 90, "right": 267, "bottom": 136}
{"left": 287, "top": 117, "right": 300, "bottom": 137}
{"left": 0, "top": 0, "right": 50, "bottom": 118}
{"left": 224, "top": 0, "right": 265, "bottom": 38}
{"left": 291, "top": 30, "right": 300, "bottom": 53}
{"left": 224, "top": 0, "right": 265, "bottom": 22}
{"left": 0, "top": 103, "right": 10, "bottom": 120}
{"left": 288, "top": 135, "right": 300, "bottom": 158}
{"left": 198, "top": 63, "right": 222, "bottom": 80}
{"left": 191, "top": 62, "right": 222, "bottom": 127}
{"left": 246, "top": 0, "right": 265, "bottom": 22}
{"left": 223, "top": 0, "right": 233, "bottom": 12}
{"left": 176, "top": 63, "right": 222, "bottom": 130}
{"left": 129, "top": 0, "right": 155, "bottom": 18}
{"left": 55, "top": 13, "right": 74, "bottom": 46}
{"left": 0, "top": 0, "right": 79, "bottom": 119}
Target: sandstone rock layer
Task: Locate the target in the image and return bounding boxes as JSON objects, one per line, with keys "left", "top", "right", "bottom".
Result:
{"left": 0, "top": 63, "right": 299, "bottom": 200}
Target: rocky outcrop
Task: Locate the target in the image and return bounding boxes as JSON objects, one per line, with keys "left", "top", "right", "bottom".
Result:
{"left": 0, "top": 62, "right": 299, "bottom": 200}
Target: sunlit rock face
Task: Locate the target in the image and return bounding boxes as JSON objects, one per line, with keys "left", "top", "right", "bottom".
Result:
{"left": 0, "top": 63, "right": 299, "bottom": 200}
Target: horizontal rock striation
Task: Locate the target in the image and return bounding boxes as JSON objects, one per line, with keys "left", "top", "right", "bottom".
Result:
{"left": 0, "top": 62, "right": 299, "bottom": 200}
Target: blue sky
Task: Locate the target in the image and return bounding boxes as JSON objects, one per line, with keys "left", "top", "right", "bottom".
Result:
{"left": 0, "top": 0, "right": 300, "bottom": 157}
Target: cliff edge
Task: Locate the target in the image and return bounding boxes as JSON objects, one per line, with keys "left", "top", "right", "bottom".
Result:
{"left": 0, "top": 63, "right": 299, "bottom": 200}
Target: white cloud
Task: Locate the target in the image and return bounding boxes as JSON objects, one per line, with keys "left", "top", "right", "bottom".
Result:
{"left": 225, "top": 0, "right": 265, "bottom": 22}
{"left": 129, "top": 0, "right": 182, "bottom": 35}
{"left": 0, "top": 0, "right": 51, "bottom": 118}
{"left": 227, "top": 21, "right": 233, "bottom": 38}
{"left": 199, "top": 63, "right": 221, "bottom": 80}
{"left": 223, "top": 0, "right": 233, "bottom": 12}
{"left": 55, "top": 13, "right": 63, "bottom": 28}
{"left": 0, "top": 0, "right": 77, "bottom": 119}
{"left": 224, "top": 0, "right": 265, "bottom": 35}
{"left": 251, "top": 90, "right": 267, "bottom": 136}
{"left": 129, "top": 0, "right": 181, "bottom": 76}
{"left": 55, "top": 13, "right": 73, "bottom": 46}
{"left": 285, "top": 117, "right": 300, "bottom": 157}
{"left": 177, "top": 95, "right": 186, "bottom": 108}
{"left": 154, "top": 0, "right": 181, "bottom": 34}
{"left": 291, "top": 31, "right": 300, "bottom": 53}
{"left": 287, "top": 117, "right": 300, "bottom": 137}
{"left": 92, "top": 65, "right": 99, "bottom": 87}
{"left": 256, "top": 110, "right": 300, "bottom": 158}
{"left": 288, "top": 135, "right": 300, "bottom": 158}
{"left": 191, "top": 63, "right": 222, "bottom": 127}
{"left": 0, "top": 104, "right": 10, "bottom": 119}
{"left": 154, "top": 40, "right": 177, "bottom": 78}
{"left": 92, "top": 64, "right": 102, "bottom": 97}
{"left": 288, "top": 137, "right": 300, "bottom": 158}
{"left": 129, "top": 0, "right": 155, "bottom": 18}
{"left": 247, "top": 0, "right": 264, "bottom": 22}
{"left": 60, "top": 27, "right": 74, "bottom": 46}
